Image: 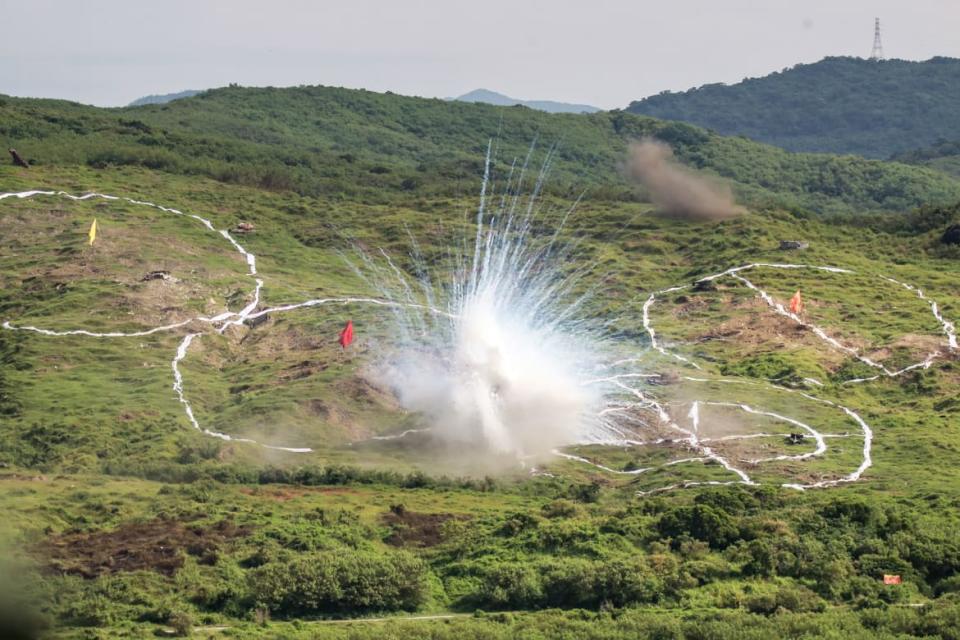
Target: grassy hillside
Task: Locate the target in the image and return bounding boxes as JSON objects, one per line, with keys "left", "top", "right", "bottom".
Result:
{"left": 3, "top": 85, "right": 960, "bottom": 215}
{"left": 3, "top": 88, "right": 960, "bottom": 638}
{"left": 627, "top": 57, "right": 960, "bottom": 159}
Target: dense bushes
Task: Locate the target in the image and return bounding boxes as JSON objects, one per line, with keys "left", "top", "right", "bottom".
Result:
{"left": 477, "top": 558, "right": 665, "bottom": 609}
{"left": 248, "top": 551, "right": 427, "bottom": 615}
{"left": 657, "top": 504, "right": 741, "bottom": 549}
{"left": 101, "top": 460, "right": 505, "bottom": 493}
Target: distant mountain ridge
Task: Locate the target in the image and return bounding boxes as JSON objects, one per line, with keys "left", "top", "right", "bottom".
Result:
{"left": 626, "top": 56, "right": 960, "bottom": 159}
{"left": 128, "top": 89, "right": 202, "bottom": 107}
{"left": 453, "top": 88, "right": 601, "bottom": 114}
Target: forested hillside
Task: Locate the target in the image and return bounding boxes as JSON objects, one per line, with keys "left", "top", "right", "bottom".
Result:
{"left": 3, "top": 84, "right": 960, "bottom": 215}
{"left": 893, "top": 138, "right": 960, "bottom": 178}
{"left": 627, "top": 57, "right": 960, "bottom": 159}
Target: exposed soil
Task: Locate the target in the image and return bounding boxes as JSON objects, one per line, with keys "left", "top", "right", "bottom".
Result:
{"left": 37, "top": 518, "right": 252, "bottom": 578}
{"left": 866, "top": 333, "right": 944, "bottom": 363}
{"left": 336, "top": 375, "right": 402, "bottom": 411}
{"left": 710, "top": 436, "right": 804, "bottom": 463}
{"left": 692, "top": 298, "right": 861, "bottom": 354}
{"left": 238, "top": 485, "right": 361, "bottom": 501}
{"left": 382, "top": 507, "right": 468, "bottom": 548}
{"left": 238, "top": 486, "right": 306, "bottom": 501}
{"left": 278, "top": 359, "right": 329, "bottom": 383}
{"left": 3, "top": 206, "right": 246, "bottom": 327}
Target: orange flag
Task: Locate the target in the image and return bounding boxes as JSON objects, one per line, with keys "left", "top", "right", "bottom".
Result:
{"left": 338, "top": 320, "right": 354, "bottom": 349}
{"left": 883, "top": 574, "right": 902, "bottom": 585}
{"left": 789, "top": 290, "right": 803, "bottom": 315}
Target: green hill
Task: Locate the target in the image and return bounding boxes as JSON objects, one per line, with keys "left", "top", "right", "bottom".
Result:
{"left": 893, "top": 138, "right": 960, "bottom": 178}
{"left": 2, "top": 85, "right": 960, "bottom": 638}
{"left": 3, "top": 84, "right": 960, "bottom": 215}
{"left": 626, "top": 56, "right": 960, "bottom": 159}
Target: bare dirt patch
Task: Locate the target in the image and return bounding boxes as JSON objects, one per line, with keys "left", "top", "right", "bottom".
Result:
{"left": 238, "top": 486, "right": 360, "bottom": 501}
{"left": 709, "top": 436, "right": 803, "bottom": 464}
{"left": 866, "top": 333, "right": 944, "bottom": 363}
{"left": 689, "top": 297, "right": 862, "bottom": 359}
{"left": 239, "top": 486, "right": 306, "bottom": 501}
{"left": 38, "top": 518, "right": 252, "bottom": 578}
{"left": 382, "top": 506, "right": 469, "bottom": 548}
{"left": 278, "top": 359, "right": 330, "bottom": 383}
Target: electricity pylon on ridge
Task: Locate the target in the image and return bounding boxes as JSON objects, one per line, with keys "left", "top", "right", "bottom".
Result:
{"left": 870, "top": 17, "right": 884, "bottom": 61}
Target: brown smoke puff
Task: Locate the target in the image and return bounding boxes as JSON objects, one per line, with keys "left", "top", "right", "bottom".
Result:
{"left": 626, "top": 139, "right": 746, "bottom": 221}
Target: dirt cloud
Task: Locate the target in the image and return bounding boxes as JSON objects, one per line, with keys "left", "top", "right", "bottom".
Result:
{"left": 627, "top": 139, "right": 746, "bottom": 220}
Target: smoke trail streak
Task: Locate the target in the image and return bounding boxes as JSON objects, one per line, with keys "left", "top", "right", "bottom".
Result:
{"left": 626, "top": 139, "right": 745, "bottom": 220}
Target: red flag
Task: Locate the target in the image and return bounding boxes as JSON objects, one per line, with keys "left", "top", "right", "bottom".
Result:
{"left": 883, "top": 574, "right": 902, "bottom": 585}
{"left": 789, "top": 290, "right": 803, "bottom": 315}
{"left": 338, "top": 320, "right": 354, "bottom": 349}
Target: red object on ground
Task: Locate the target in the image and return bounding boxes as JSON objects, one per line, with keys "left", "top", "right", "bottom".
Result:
{"left": 883, "top": 574, "right": 902, "bottom": 585}
{"left": 338, "top": 320, "right": 354, "bottom": 349}
{"left": 789, "top": 290, "right": 803, "bottom": 315}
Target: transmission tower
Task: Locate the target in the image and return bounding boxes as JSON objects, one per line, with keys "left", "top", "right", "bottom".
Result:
{"left": 870, "top": 17, "right": 884, "bottom": 61}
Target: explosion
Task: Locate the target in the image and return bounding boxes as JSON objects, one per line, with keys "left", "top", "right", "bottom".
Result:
{"left": 363, "top": 142, "right": 609, "bottom": 458}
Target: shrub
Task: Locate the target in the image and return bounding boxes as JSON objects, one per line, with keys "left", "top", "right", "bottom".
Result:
{"left": 249, "top": 550, "right": 427, "bottom": 616}
{"left": 657, "top": 504, "right": 740, "bottom": 549}
{"left": 480, "top": 564, "right": 542, "bottom": 609}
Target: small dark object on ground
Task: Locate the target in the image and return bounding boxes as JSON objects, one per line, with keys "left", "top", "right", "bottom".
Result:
{"left": 942, "top": 224, "right": 960, "bottom": 246}
{"left": 247, "top": 311, "right": 269, "bottom": 328}
{"left": 141, "top": 270, "right": 175, "bottom": 282}
{"left": 8, "top": 149, "right": 28, "bottom": 168}
{"left": 693, "top": 279, "right": 717, "bottom": 292}
{"left": 651, "top": 371, "right": 681, "bottom": 385}
{"left": 779, "top": 240, "right": 809, "bottom": 250}
{"left": 786, "top": 433, "right": 805, "bottom": 445}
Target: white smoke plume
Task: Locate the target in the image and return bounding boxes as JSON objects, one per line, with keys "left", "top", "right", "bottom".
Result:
{"left": 357, "top": 142, "right": 611, "bottom": 460}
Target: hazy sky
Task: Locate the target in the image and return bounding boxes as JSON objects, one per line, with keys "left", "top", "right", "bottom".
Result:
{"left": 2, "top": 0, "right": 958, "bottom": 108}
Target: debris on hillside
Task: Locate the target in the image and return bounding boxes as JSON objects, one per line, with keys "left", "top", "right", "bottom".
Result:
{"left": 8, "top": 148, "right": 29, "bottom": 168}
{"left": 247, "top": 309, "right": 269, "bottom": 328}
{"left": 942, "top": 224, "right": 960, "bottom": 245}
{"left": 233, "top": 222, "right": 255, "bottom": 234}
{"left": 779, "top": 240, "right": 809, "bottom": 250}
{"left": 141, "top": 270, "right": 178, "bottom": 283}
{"left": 651, "top": 371, "right": 681, "bottom": 385}
{"left": 693, "top": 279, "right": 718, "bottom": 292}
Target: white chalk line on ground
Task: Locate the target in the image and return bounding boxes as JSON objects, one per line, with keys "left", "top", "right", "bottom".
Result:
{"left": 623, "top": 261, "right": 953, "bottom": 492}
{"left": 0, "top": 190, "right": 451, "bottom": 453}
{"left": 1, "top": 192, "right": 953, "bottom": 492}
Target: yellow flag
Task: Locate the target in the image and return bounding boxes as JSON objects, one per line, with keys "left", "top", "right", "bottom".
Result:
{"left": 88, "top": 218, "right": 97, "bottom": 245}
